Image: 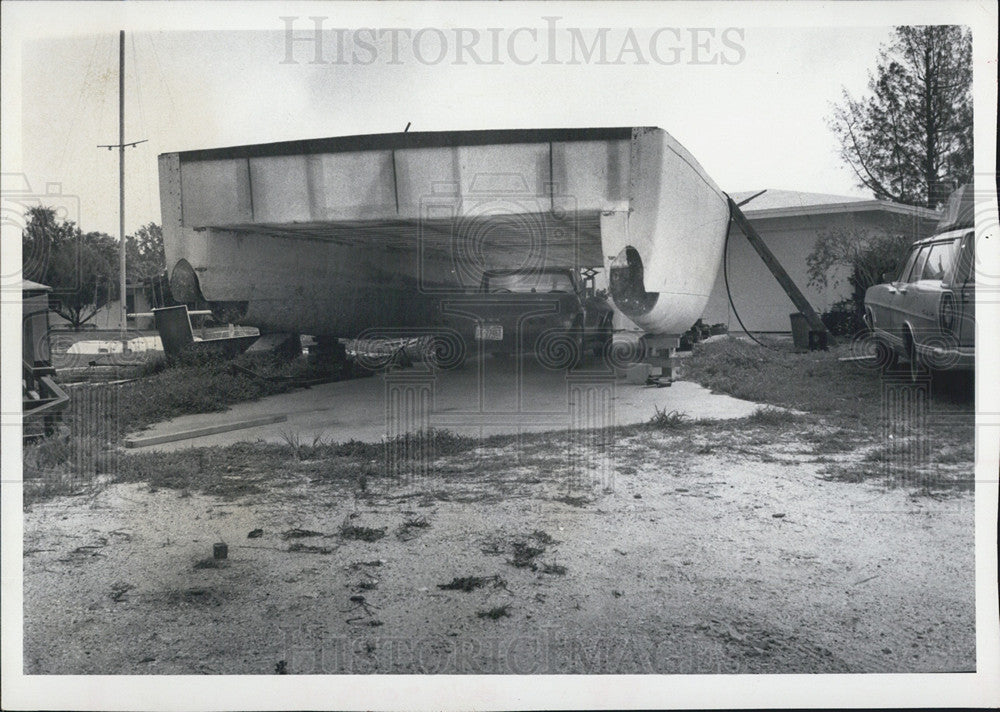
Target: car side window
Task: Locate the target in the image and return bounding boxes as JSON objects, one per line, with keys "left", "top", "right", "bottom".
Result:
{"left": 896, "top": 248, "right": 920, "bottom": 283}
{"left": 904, "top": 245, "right": 932, "bottom": 283}
{"left": 919, "top": 240, "right": 959, "bottom": 281}
{"left": 953, "top": 232, "right": 976, "bottom": 284}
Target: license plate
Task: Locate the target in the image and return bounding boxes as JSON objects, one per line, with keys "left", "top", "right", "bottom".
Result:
{"left": 476, "top": 324, "right": 503, "bottom": 340}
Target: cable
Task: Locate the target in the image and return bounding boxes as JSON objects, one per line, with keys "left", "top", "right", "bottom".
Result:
{"left": 722, "top": 196, "right": 776, "bottom": 350}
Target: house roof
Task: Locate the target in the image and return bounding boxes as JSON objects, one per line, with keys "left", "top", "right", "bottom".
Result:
{"left": 731, "top": 188, "right": 940, "bottom": 222}
{"left": 21, "top": 279, "right": 51, "bottom": 292}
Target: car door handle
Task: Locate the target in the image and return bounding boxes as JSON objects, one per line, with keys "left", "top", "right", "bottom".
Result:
{"left": 886, "top": 286, "right": 897, "bottom": 294}
{"left": 896, "top": 287, "right": 907, "bottom": 294}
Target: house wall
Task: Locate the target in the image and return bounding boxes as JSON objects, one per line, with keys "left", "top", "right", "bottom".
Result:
{"left": 701, "top": 210, "right": 935, "bottom": 333}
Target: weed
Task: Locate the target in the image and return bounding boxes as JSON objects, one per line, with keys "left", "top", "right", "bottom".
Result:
{"left": 396, "top": 515, "right": 431, "bottom": 541}
{"left": 279, "top": 430, "right": 304, "bottom": 459}
{"left": 281, "top": 528, "right": 325, "bottom": 540}
{"left": 542, "top": 562, "right": 567, "bottom": 575}
{"left": 648, "top": 407, "right": 688, "bottom": 429}
{"left": 477, "top": 605, "right": 511, "bottom": 620}
{"left": 509, "top": 541, "right": 545, "bottom": 570}
{"left": 531, "top": 529, "right": 555, "bottom": 545}
{"left": 287, "top": 542, "right": 334, "bottom": 554}
{"left": 339, "top": 523, "right": 387, "bottom": 542}
{"left": 438, "top": 575, "right": 506, "bottom": 592}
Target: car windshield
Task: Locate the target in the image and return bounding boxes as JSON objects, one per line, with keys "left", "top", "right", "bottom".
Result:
{"left": 485, "top": 271, "right": 575, "bottom": 293}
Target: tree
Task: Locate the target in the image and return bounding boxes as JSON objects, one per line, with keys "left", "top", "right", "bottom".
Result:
{"left": 829, "top": 26, "right": 972, "bottom": 208}
{"left": 126, "top": 222, "right": 165, "bottom": 283}
{"left": 806, "top": 221, "right": 914, "bottom": 333}
{"left": 126, "top": 222, "right": 171, "bottom": 306}
{"left": 21, "top": 206, "right": 120, "bottom": 330}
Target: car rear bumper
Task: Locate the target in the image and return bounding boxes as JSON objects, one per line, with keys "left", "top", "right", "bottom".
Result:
{"left": 915, "top": 342, "right": 975, "bottom": 370}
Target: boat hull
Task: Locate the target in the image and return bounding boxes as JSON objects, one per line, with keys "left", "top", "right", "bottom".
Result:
{"left": 159, "top": 127, "right": 729, "bottom": 337}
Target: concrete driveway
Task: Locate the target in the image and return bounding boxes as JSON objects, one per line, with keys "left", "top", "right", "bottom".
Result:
{"left": 127, "top": 354, "right": 767, "bottom": 451}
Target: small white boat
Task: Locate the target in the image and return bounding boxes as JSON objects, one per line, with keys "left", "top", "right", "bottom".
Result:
{"left": 159, "top": 127, "right": 729, "bottom": 338}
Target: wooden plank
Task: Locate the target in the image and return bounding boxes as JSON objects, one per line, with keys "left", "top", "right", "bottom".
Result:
{"left": 124, "top": 414, "right": 287, "bottom": 448}
{"left": 727, "top": 197, "right": 830, "bottom": 338}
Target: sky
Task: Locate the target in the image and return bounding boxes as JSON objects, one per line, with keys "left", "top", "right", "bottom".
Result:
{"left": 1, "top": 3, "right": 992, "bottom": 238}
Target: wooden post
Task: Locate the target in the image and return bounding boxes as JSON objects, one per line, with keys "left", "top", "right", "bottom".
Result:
{"left": 727, "top": 197, "right": 831, "bottom": 340}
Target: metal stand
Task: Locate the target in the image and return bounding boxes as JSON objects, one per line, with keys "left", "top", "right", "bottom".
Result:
{"left": 643, "top": 334, "right": 679, "bottom": 387}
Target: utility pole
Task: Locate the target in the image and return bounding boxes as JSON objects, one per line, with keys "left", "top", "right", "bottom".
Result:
{"left": 98, "top": 30, "right": 146, "bottom": 351}
{"left": 118, "top": 30, "right": 125, "bottom": 346}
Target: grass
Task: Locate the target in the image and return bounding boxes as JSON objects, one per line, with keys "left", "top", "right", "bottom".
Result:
{"left": 508, "top": 541, "right": 545, "bottom": 569}
{"left": 396, "top": 515, "right": 431, "bottom": 541}
{"left": 438, "top": 575, "right": 507, "bottom": 592}
{"left": 287, "top": 542, "right": 335, "bottom": 554}
{"left": 745, "top": 406, "right": 800, "bottom": 426}
{"left": 648, "top": 407, "right": 687, "bottom": 429}
{"left": 23, "top": 338, "right": 975, "bottom": 506}
{"left": 477, "top": 605, "right": 512, "bottom": 620}
{"left": 683, "top": 336, "right": 974, "bottom": 426}
{"left": 339, "top": 522, "right": 387, "bottom": 542}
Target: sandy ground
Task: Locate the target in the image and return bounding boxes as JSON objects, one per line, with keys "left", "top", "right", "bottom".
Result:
{"left": 23, "top": 428, "right": 974, "bottom": 674}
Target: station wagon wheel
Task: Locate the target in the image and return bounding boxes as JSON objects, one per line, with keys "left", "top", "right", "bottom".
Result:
{"left": 875, "top": 339, "right": 898, "bottom": 373}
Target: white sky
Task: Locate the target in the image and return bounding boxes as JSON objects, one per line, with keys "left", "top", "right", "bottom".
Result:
{"left": 4, "top": 15, "right": 927, "bottom": 237}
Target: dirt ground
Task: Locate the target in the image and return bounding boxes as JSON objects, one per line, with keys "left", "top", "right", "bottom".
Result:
{"left": 23, "top": 423, "right": 975, "bottom": 675}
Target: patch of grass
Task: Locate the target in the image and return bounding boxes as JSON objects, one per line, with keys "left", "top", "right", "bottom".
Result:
{"left": 542, "top": 562, "right": 567, "bottom": 575}
{"left": 935, "top": 442, "right": 975, "bottom": 464}
{"left": 744, "top": 407, "right": 800, "bottom": 426}
{"left": 553, "top": 494, "right": 591, "bottom": 508}
{"left": 805, "top": 428, "right": 860, "bottom": 454}
{"left": 648, "top": 407, "right": 688, "bottom": 429}
{"left": 681, "top": 337, "right": 972, "bottom": 426}
{"left": 477, "top": 605, "right": 511, "bottom": 620}
{"left": 508, "top": 541, "right": 545, "bottom": 570}
{"left": 287, "top": 542, "right": 334, "bottom": 554}
{"left": 817, "top": 462, "right": 880, "bottom": 484}
{"left": 396, "top": 515, "right": 431, "bottom": 541}
{"left": 281, "top": 528, "right": 325, "bottom": 540}
{"left": 339, "top": 523, "right": 387, "bottom": 542}
{"left": 112, "top": 444, "right": 278, "bottom": 498}
{"left": 278, "top": 430, "right": 326, "bottom": 460}
{"left": 438, "top": 575, "right": 506, "bottom": 592}
{"left": 22, "top": 431, "right": 103, "bottom": 506}
{"left": 479, "top": 530, "right": 556, "bottom": 571}
{"left": 531, "top": 529, "right": 556, "bottom": 545}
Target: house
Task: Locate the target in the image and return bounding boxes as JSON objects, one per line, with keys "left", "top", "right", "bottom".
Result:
{"left": 700, "top": 189, "right": 941, "bottom": 333}
{"left": 48, "top": 280, "right": 162, "bottom": 331}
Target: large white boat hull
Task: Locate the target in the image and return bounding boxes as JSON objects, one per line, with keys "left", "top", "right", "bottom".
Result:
{"left": 159, "top": 127, "right": 729, "bottom": 336}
